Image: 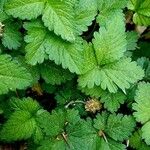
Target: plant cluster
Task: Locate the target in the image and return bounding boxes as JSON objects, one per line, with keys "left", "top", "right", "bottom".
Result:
{"left": 0, "top": 0, "right": 150, "bottom": 149}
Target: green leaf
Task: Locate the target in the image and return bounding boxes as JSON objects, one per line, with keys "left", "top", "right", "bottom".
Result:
{"left": 37, "top": 109, "right": 80, "bottom": 137}
{"left": 0, "top": 0, "right": 7, "bottom": 11}
{"left": 55, "top": 85, "right": 83, "bottom": 106}
{"left": 128, "top": 0, "right": 150, "bottom": 26}
{"left": 4, "top": 0, "right": 45, "bottom": 20}
{"left": 40, "top": 61, "right": 74, "bottom": 85}
{"left": 24, "top": 20, "right": 84, "bottom": 74}
{"left": 0, "top": 55, "right": 32, "bottom": 95}
{"left": 137, "top": 57, "right": 150, "bottom": 81}
{"left": 0, "top": 111, "right": 36, "bottom": 141}
{"left": 15, "top": 56, "right": 40, "bottom": 85}
{"left": 42, "top": 0, "right": 76, "bottom": 42}
{"left": 100, "top": 92, "right": 126, "bottom": 113}
{"left": 93, "top": 14, "right": 126, "bottom": 65}
{"left": 133, "top": 82, "right": 150, "bottom": 124}
{"left": 97, "top": 0, "right": 127, "bottom": 25}
{"left": 78, "top": 15, "right": 143, "bottom": 93}
{"left": 10, "top": 97, "right": 41, "bottom": 112}
{"left": 24, "top": 21, "right": 49, "bottom": 65}
{"left": 129, "top": 130, "right": 150, "bottom": 150}
{"left": 38, "top": 120, "right": 125, "bottom": 150}
{"left": 126, "top": 31, "right": 138, "bottom": 51}
{"left": 80, "top": 85, "right": 126, "bottom": 112}
{"left": 79, "top": 85, "right": 106, "bottom": 98}
{"left": 1, "top": 21, "right": 22, "bottom": 50}
{"left": 133, "top": 82, "right": 150, "bottom": 145}
{"left": 0, "top": 97, "right": 45, "bottom": 142}
{"left": 75, "top": 0, "right": 97, "bottom": 35}
{"left": 94, "top": 112, "right": 136, "bottom": 142}
{"left": 78, "top": 57, "right": 144, "bottom": 93}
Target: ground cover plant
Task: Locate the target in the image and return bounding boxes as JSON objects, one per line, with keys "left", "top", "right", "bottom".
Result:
{"left": 0, "top": 0, "right": 150, "bottom": 149}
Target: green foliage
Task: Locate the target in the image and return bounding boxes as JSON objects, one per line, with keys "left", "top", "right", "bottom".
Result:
{"left": 97, "top": 0, "right": 127, "bottom": 25}
{"left": 94, "top": 112, "right": 136, "bottom": 142}
{"left": 40, "top": 61, "right": 74, "bottom": 85}
{"left": 1, "top": 21, "right": 22, "bottom": 50}
{"left": 133, "top": 82, "right": 150, "bottom": 145}
{"left": 0, "top": 0, "right": 150, "bottom": 149}
{"left": 128, "top": 0, "right": 150, "bottom": 25}
{"left": 129, "top": 130, "right": 150, "bottom": 150}
{"left": 0, "top": 55, "right": 32, "bottom": 95}
{"left": 0, "top": 97, "right": 45, "bottom": 142}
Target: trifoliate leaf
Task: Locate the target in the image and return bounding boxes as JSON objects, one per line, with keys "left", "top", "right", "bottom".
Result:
{"left": 97, "top": 0, "right": 127, "bottom": 25}
{"left": 0, "top": 97, "right": 45, "bottom": 142}
{"left": 37, "top": 120, "right": 98, "bottom": 150}
{"left": 133, "top": 82, "right": 150, "bottom": 145}
{"left": 4, "top": 0, "right": 45, "bottom": 20}
{"left": 0, "top": 55, "right": 32, "bottom": 95}
{"left": 40, "top": 61, "right": 74, "bottom": 85}
{"left": 94, "top": 112, "right": 136, "bottom": 142}
{"left": 128, "top": 0, "right": 150, "bottom": 25}
{"left": 78, "top": 15, "right": 143, "bottom": 93}
{"left": 129, "top": 130, "right": 150, "bottom": 150}
{"left": 24, "top": 20, "right": 84, "bottom": 74}
{"left": 37, "top": 109, "right": 80, "bottom": 137}
{"left": 1, "top": 21, "right": 22, "bottom": 50}
{"left": 78, "top": 57, "right": 144, "bottom": 93}
{"left": 38, "top": 119, "right": 126, "bottom": 150}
